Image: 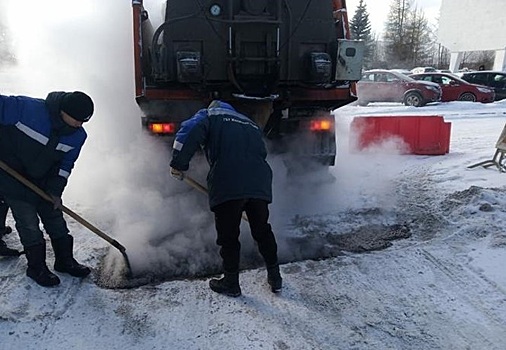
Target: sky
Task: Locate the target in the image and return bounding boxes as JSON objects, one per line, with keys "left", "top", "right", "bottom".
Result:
{"left": 346, "top": 0, "right": 443, "bottom": 35}
{"left": 1, "top": 0, "right": 506, "bottom": 347}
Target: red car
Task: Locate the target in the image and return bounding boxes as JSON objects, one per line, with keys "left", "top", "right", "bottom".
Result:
{"left": 409, "top": 72, "right": 495, "bottom": 103}
{"left": 357, "top": 69, "right": 441, "bottom": 107}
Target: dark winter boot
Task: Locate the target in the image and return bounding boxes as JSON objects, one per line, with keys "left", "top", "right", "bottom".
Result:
{"left": 0, "top": 238, "right": 21, "bottom": 257}
{"left": 0, "top": 226, "right": 12, "bottom": 237}
{"left": 267, "top": 264, "right": 282, "bottom": 293}
{"left": 209, "top": 272, "right": 242, "bottom": 297}
{"left": 25, "top": 242, "right": 60, "bottom": 287}
{"left": 51, "top": 235, "right": 91, "bottom": 278}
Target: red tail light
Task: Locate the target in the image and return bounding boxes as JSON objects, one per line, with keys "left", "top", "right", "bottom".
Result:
{"left": 148, "top": 123, "right": 176, "bottom": 134}
{"left": 309, "top": 119, "right": 333, "bottom": 132}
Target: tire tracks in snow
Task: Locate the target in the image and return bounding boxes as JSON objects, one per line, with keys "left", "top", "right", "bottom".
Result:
{"left": 420, "top": 248, "right": 506, "bottom": 339}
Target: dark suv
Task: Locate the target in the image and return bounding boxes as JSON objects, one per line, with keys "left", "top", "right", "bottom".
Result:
{"left": 458, "top": 71, "right": 506, "bottom": 101}
{"left": 357, "top": 69, "right": 441, "bottom": 107}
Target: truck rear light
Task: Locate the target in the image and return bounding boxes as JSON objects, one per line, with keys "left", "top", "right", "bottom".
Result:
{"left": 148, "top": 123, "right": 176, "bottom": 134}
{"left": 310, "top": 119, "right": 333, "bottom": 132}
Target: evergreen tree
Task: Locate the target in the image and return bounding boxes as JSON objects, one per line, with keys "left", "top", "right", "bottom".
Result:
{"left": 350, "top": 0, "right": 372, "bottom": 41}
{"left": 349, "top": 0, "right": 374, "bottom": 68}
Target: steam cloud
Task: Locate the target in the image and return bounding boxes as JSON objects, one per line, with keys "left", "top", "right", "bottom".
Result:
{"left": 1, "top": 0, "right": 406, "bottom": 284}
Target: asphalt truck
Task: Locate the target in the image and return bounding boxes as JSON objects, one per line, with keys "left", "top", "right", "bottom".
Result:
{"left": 131, "top": 0, "right": 364, "bottom": 165}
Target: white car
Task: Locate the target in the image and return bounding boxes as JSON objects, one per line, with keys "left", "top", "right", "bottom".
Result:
{"left": 411, "top": 66, "right": 437, "bottom": 74}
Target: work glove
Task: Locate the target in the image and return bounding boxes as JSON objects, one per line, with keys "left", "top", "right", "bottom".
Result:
{"left": 170, "top": 167, "right": 185, "bottom": 181}
{"left": 50, "top": 195, "right": 63, "bottom": 210}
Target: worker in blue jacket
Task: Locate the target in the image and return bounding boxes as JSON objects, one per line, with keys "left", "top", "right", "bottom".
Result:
{"left": 170, "top": 99, "right": 282, "bottom": 297}
{"left": 0, "top": 91, "right": 94, "bottom": 287}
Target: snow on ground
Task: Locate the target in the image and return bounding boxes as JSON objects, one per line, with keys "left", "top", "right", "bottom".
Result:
{"left": 1, "top": 101, "right": 506, "bottom": 350}
{"left": 1, "top": 0, "right": 506, "bottom": 348}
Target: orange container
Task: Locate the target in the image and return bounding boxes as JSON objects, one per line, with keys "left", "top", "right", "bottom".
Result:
{"left": 350, "top": 115, "right": 451, "bottom": 155}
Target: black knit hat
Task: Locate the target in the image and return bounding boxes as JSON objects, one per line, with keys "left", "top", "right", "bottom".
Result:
{"left": 61, "top": 91, "right": 94, "bottom": 122}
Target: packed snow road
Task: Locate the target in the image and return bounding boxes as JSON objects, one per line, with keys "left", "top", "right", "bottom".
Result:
{"left": 1, "top": 102, "right": 506, "bottom": 349}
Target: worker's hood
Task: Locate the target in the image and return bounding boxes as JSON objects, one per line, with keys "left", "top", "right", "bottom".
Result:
{"left": 45, "top": 91, "right": 82, "bottom": 135}
{"left": 207, "top": 100, "right": 235, "bottom": 111}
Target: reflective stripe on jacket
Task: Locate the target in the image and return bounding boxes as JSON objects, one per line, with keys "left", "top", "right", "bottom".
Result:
{"left": 0, "top": 94, "right": 86, "bottom": 201}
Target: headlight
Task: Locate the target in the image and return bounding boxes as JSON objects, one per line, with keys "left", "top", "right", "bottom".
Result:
{"left": 477, "top": 87, "right": 493, "bottom": 93}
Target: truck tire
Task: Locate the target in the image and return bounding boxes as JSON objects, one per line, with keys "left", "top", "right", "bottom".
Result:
{"left": 404, "top": 92, "right": 424, "bottom": 107}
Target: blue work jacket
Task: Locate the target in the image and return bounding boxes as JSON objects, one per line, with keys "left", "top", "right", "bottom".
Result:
{"left": 170, "top": 101, "right": 272, "bottom": 208}
{"left": 0, "top": 92, "right": 87, "bottom": 202}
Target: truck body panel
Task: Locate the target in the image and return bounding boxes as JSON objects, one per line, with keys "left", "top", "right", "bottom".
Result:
{"left": 132, "top": 0, "right": 364, "bottom": 165}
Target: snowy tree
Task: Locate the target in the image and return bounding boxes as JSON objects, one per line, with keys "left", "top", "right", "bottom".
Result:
{"left": 459, "top": 50, "right": 495, "bottom": 70}
{"left": 383, "top": 0, "right": 412, "bottom": 67}
{"left": 405, "top": 7, "right": 434, "bottom": 66}
{"left": 349, "top": 0, "right": 375, "bottom": 68}
{"left": 436, "top": 44, "right": 451, "bottom": 69}
{"left": 383, "top": 0, "right": 435, "bottom": 68}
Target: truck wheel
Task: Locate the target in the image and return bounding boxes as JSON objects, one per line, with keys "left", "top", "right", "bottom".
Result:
{"left": 404, "top": 92, "right": 423, "bottom": 107}
{"left": 458, "top": 92, "right": 476, "bottom": 102}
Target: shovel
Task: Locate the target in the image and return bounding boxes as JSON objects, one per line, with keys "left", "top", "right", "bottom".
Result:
{"left": 183, "top": 174, "right": 249, "bottom": 222}
{"left": 0, "top": 160, "right": 133, "bottom": 277}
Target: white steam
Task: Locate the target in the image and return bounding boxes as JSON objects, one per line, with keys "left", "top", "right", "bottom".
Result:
{"left": 1, "top": 0, "right": 407, "bottom": 279}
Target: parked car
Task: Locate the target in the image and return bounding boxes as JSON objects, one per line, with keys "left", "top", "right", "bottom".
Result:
{"left": 390, "top": 68, "right": 412, "bottom": 76}
{"left": 411, "top": 66, "right": 437, "bottom": 74}
{"left": 409, "top": 72, "right": 495, "bottom": 103}
{"left": 357, "top": 69, "right": 441, "bottom": 107}
{"left": 458, "top": 71, "right": 506, "bottom": 101}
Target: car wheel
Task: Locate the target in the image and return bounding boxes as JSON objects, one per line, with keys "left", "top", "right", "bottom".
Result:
{"left": 404, "top": 92, "right": 423, "bottom": 107}
{"left": 458, "top": 92, "right": 477, "bottom": 102}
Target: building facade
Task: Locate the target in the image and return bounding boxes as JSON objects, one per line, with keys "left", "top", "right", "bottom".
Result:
{"left": 438, "top": 0, "right": 506, "bottom": 71}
